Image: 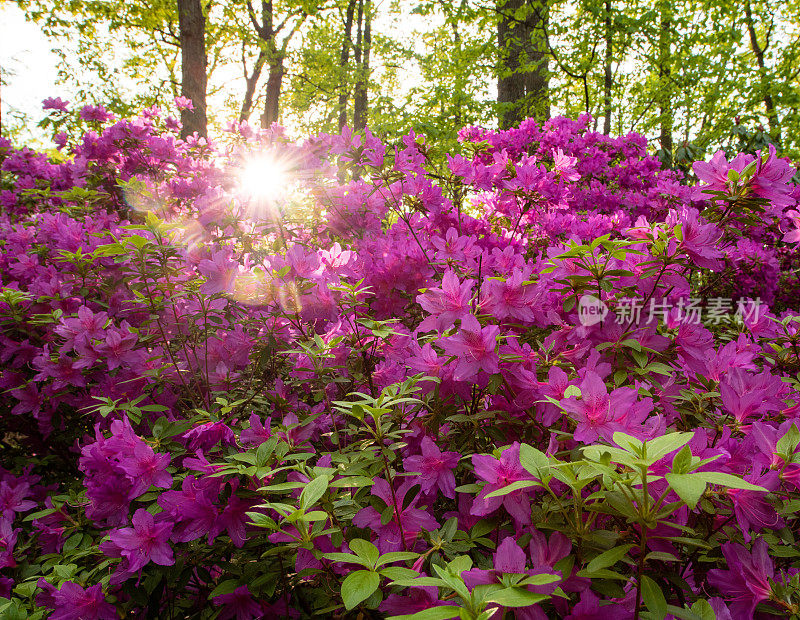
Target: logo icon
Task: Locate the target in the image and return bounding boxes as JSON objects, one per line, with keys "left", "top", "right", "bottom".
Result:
{"left": 577, "top": 294, "right": 609, "bottom": 326}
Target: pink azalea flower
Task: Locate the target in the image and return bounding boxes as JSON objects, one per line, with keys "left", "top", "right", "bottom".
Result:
{"left": 750, "top": 144, "right": 797, "bottom": 209}
{"left": 783, "top": 210, "right": 800, "bottom": 244}
{"left": 110, "top": 508, "right": 174, "bottom": 572}
{"left": 404, "top": 436, "right": 461, "bottom": 498}
{"left": 480, "top": 268, "right": 537, "bottom": 322}
{"left": 240, "top": 413, "right": 272, "bottom": 445}
{"left": 352, "top": 478, "right": 438, "bottom": 552}
{"left": 471, "top": 442, "right": 535, "bottom": 524}
{"left": 692, "top": 150, "right": 748, "bottom": 199}
{"left": 417, "top": 269, "right": 473, "bottom": 332}
{"left": 379, "top": 579, "right": 448, "bottom": 615}
{"left": 727, "top": 472, "right": 784, "bottom": 542}
{"left": 0, "top": 480, "right": 36, "bottom": 524}
{"left": 439, "top": 314, "right": 501, "bottom": 381}
{"left": 198, "top": 250, "right": 238, "bottom": 295}
{"left": 463, "top": 537, "right": 557, "bottom": 620}
{"left": 49, "top": 582, "right": 116, "bottom": 620}
{"left": 707, "top": 538, "right": 775, "bottom": 618}
{"left": 174, "top": 96, "right": 195, "bottom": 111}
{"left": 675, "top": 207, "right": 723, "bottom": 269}
{"left": 213, "top": 585, "right": 263, "bottom": 620}
{"left": 42, "top": 97, "right": 70, "bottom": 112}
{"left": 0, "top": 520, "right": 20, "bottom": 569}
{"left": 559, "top": 371, "right": 654, "bottom": 443}
{"left": 118, "top": 442, "right": 172, "bottom": 496}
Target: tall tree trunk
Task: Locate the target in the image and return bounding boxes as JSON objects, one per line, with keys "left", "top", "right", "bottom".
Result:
{"left": 497, "top": 0, "right": 549, "bottom": 129}
{"left": 338, "top": 0, "right": 357, "bottom": 129}
{"left": 353, "top": 0, "right": 371, "bottom": 129}
{"left": 744, "top": 0, "right": 781, "bottom": 145}
{"left": 261, "top": 56, "right": 285, "bottom": 127}
{"left": 177, "top": 0, "right": 207, "bottom": 139}
{"left": 523, "top": 0, "right": 549, "bottom": 122}
{"left": 602, "top": 0, "right": 613, "bottom": 135}
{"left": 450, "top": 0, "right": 468, "bottom": 128}
{"left": 657, "top": 0, "right": 673, "bottom": 167}
{"left": 240, "top": 49, "right": 267, "bottom": 122}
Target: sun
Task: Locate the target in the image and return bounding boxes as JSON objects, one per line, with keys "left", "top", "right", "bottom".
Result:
{"left": 239, "top": 156, "right": 290, "bottom": 201}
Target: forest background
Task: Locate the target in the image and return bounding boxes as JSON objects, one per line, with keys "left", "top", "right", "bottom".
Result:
{"left": 1, "top": 0, "right": 799, "bottom": 168}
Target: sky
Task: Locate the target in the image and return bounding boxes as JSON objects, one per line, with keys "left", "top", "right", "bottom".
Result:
{"left": 0, "top": 0, "right": 436, "bottom": 142}
{"left": 1, "top": 2, "right": 64, "bottom": 139}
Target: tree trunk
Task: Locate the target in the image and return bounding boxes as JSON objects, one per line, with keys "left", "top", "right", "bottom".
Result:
{"left": 744, "top": 0, "right": 781, "bottom": 146}
{"left": 338, "top": 0, "right": 357, "bottom": 129}
{"left": 497, "top": 0, "right": 549, "bottom": 129}
{"left": 353, "top": 0, "right": 371, "bottom": 129}
{"left": 177, "top": 0, "right": 207, "bottom": 139}
{"left": 240, "top": 48, "right": 267, "bottom": 123}
{"left": 602, "top": 0, "right": 613, "bottom": 135}
{"left": 657, "top": 0, "right": 673, "bottom": 167}
{"left": 261, "top": 57, "right": 285, "bottom": 127}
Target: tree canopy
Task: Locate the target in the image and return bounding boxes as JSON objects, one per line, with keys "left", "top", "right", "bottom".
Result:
{"left": 7, "top": 0, "right": 800, "bottom": 160}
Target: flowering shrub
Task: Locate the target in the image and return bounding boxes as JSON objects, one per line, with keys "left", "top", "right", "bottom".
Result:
{"left": 1, "top": 101, "right": 800, "bottom": 619}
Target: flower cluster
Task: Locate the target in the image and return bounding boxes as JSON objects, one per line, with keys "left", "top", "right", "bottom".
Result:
{"left": 0, "top": 100, "right": 799, "bottom": 619}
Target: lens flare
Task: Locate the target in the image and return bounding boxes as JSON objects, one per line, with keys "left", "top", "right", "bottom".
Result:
{"left": 239, "top": 156, "right": 290, "bottom": 201}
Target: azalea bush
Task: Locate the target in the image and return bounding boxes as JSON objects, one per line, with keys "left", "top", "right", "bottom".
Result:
{"left": 1, "top": 100, "right": 800, "bottom": 620}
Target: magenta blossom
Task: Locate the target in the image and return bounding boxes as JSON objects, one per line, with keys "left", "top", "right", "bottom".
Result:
{"left": 174, "top": 96, "right": 195, "bottom": 111}
{"left": 109, "top": 508, "right": 174, "bottom": 572}
{"left": 42, "top": 97, "right": 70, "bottom": 112}
{"left": 471, "top": 442, "right": 536, "bottom": 524}
{"left": 379, "top": 576, "right": 453, "bottom": 615}
{"left": 463, "top": 537, "right": 558, "bottom": 620}
{"left": 417, "top": 269, "right": 473, "bottom": 332}
{"left": 439, "top": 314, "right": 501, "bottom": 381}
{"left": 118, "top": 442, "right": 172, "bottom": 496}
{"left": 404, "top": 436, "right": 461, "bottom": 498}
{"left": 727, "top": 471, "right": 784, "bottom": 542}
{"left": 48, "top": 581, "right": 116, "bottom": 620}
{"left": 559, "top": 371, "right": 654, "bottom": 443}
{"left": 213, "top": 585, "right": 263, "bottom": 620}
{"left": 79, "top": 105, "right": 115, "bottom": 123}
{"left": 707, "top": 538, "right": 776, "bottom": 618}
{"left": 783, "top": 209, "right": 800, "bottom": 244}
{"left": 352, "top": 478, "right": 439, "bottom": 552}
{"left": 692, "top": 150, "right": 749, "bottom": 199}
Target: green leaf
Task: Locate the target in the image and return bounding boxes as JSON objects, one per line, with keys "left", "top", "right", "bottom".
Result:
{"left": 209, "top": 579, "right": 239, "bottom": 599}
{"left": 776, "top": 424, "right": 800, "bottom": 459}
{"left": 376, "top": 551, "right": 419, "bottom": 567}
{"left": 519, "top": 444, "right": 551, "bottom": 478}
{"left": 321, "top": 552, "right": 369, "bottom": 566}
{"left": 586, "top": 544, "right": 635, "bottom": 573}
{"left": 690, "top": 599, "right": 716, "bottom": 620}
{"left": 22, "top": 508, "right": 58, "bottom": 522}
{"left": 640, "top": 575, "right": 667, "bottom": 620}
{"left": 486, "top": 587, "right": 548, "bottom": 607}
{"left": 644, "top": 551, "right": 679, "bottom": 563}
{"left": 380, "top": 567, "right": 420, "bottom": 581}
{"left": 612, "top": 432, "right": 643, "bottom": 454}
{"left": 389, "top": 577, "right": 445, "bottom": 587}
{"left": 665, "top": 474, "right": 707, "bottom": 510}
{"left": 387, "top": 607, "right": 461, "bottom": 620}
{"left": 300, "top": 474, "right": 330, "bottom": 510}
{"left": 671, "top": 445, "right": 693, "bottom": 475}
{"left": 341, "top": 570, "right": 380, "bottom": 610}
{"left": 349, "top": 539, "right": 380, "bottom": 567}
{"left": 645, "top": 433, "right": 695, "bottom": 463}
{"left": 694, "top": 472, "right": 768, "bottom": 492}
{"left": 517, "top": 573, "right": 561, "bottom": 587}
{"left": 484, "top": 480, "right": 540, "bottom": 498}
{"left": 563, "top": 385, "right": 581, "bottom": 398}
